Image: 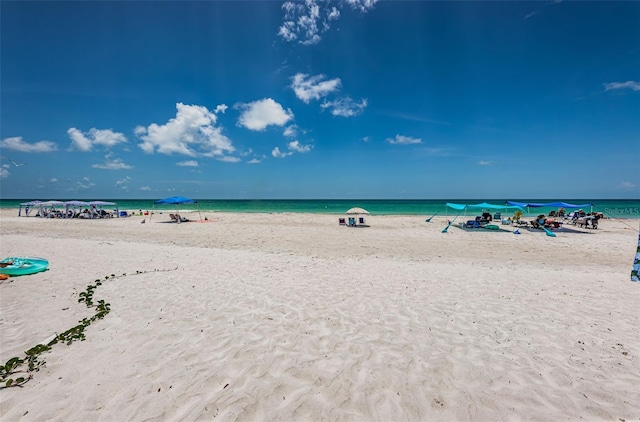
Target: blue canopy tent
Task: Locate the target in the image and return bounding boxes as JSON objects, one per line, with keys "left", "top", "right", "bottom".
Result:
{"left": 506, "top": 201, "right": 594, "bottom": 215}
{"left": 443, "top": 202, "right": 526, "bottom": 232}
{"left": 151, "top": 196, "right": 202, "bottom": 222}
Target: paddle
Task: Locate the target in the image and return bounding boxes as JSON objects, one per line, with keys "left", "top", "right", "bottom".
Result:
{"left": 442, "top": 212, "right": 461, "bottom": 233}
{"left": 425, "top": 212, "right": 438, "bottom": 222}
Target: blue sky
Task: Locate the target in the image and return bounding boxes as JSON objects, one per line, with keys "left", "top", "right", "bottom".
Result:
{"left": 1, "top": 0, "right": 639, "bottom": 200}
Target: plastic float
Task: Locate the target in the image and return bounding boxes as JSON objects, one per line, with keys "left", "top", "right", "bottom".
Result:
{"left": 0, "top": 257, "right": 49, "bottom": 276}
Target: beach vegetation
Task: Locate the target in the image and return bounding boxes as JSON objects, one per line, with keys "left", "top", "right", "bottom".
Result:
{"left": 0, "top": 268, "right": 176, "bottom": 388}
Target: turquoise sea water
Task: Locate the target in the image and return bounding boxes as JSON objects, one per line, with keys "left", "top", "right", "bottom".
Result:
{"left": 1, "top": 199, "right": 639, "bottom": 219}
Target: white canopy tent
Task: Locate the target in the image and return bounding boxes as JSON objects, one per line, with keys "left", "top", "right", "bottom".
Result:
{"left": 18, "top": 200, "right": 42, "bottom": 216}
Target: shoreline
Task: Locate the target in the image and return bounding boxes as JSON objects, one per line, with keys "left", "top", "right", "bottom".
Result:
{"left": 1, "top": 209, "right": 639, "bottom": 420}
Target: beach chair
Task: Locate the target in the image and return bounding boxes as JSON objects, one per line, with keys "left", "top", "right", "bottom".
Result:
{"left": 169, "top": 214, "right": 179, "bottom": 222}
{"left": 348, "top": 217, "right": 356, "bottom": 227}
{"left": 339, "top": 218, "right": 346, "bottom": 225}
{"left": 493, "top": 212, "right": 502, "bottom": 221}
{"left": 358, "top": 217, "right": 366, "bottom": 225}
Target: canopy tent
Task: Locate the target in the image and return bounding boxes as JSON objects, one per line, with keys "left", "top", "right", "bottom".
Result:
{"left": 506, "top": 201, "right": 594, "bottom": 214}
{"left": 89, "top": 201, "right": 119, "bottom": 218}
{"left": 39, "top": 200, "right": 65, "bottom": 217}
{"left": 443, "top": 202, "right": 526, "bottom": 233}
{"left": 151, "top": 196, "right": 202, "bottom": 222}
{"left": 446, "top": 202, "right": 526, "bottom": 212}
{"left": 64, "top": 200, "right": 91, "bottom": 218}
{"left": 18, "top": 200, "right": 41, "bottom": 216}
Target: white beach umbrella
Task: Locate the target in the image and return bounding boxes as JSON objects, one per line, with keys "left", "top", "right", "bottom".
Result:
{"left": 345, "top": 207, "right": 370, "bottom": 215}
{"left": 345, "top": 207, "right": 370, "bottom": 226}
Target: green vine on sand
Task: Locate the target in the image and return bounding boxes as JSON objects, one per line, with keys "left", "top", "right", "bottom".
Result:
{"left": 0, "top": 267, "right": 177, "bottom": 388}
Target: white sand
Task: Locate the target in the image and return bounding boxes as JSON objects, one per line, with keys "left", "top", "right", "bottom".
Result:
{"left": 1, "top": 209, "right": 639, "bottom": 421}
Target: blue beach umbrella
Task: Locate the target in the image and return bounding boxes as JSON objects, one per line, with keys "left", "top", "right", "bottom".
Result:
{"left": 152, "top": 196, "right": 201, "bottom": 221}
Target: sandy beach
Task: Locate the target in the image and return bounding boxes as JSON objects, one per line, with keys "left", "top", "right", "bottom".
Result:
{"left": 1, "top": 209, "right": 639, "bottom": 421}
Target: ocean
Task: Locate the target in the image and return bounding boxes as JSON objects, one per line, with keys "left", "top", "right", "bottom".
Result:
{"left": 1, "top": 199, "right": 639, "bottom": 219}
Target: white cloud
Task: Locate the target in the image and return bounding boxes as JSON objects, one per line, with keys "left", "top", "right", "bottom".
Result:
{"left": 272, "top": 147, "right": 293, "bottom": 158}
{"left": 92, "top": 154, "right": 133, "bottom": 170}
{"left": 1, "top": 164, "right": 9, "bottom": 179}
{"left": 291, "top": 73, "right": 341, "bottom": 103}
{"left": 477, "top": 160, "right": 494, "bottom": 166}
{"left": 76, "top": 180, "right": 95, "bottom": 190}
{"left": 272, "top": 141, "right": 313, "bottom": 158}
{"left": 177, "top": 160, "right": 199, "bottom": 167}
{"left": 618, "top": 181, "right": 636, "bottom": 189}
{"left": 278, "top": 0, "right": 377, "bottom": 45}
{"left": 362, "top": 136, "right": 370, "bottom": 142}
{"left": 50, "top": 178, "right": 58, "bottom": 183}
{"left": 604, "top": 81, "right": 640, "bottom": 92}
{"left": 346, "top": 0, "right": 380, "bottom": 13}
{"left": 116, "top": 176, "right": 131, "bottom": 188}
{"left": 283, "top": 125, "right": 298, "bottom": 138}
{"left": 288, "top": 140, "right": 313, "bottom": 153}
{"left": 214, "top": 104, "right": 228, "bottom": 113}
{"left": 68, "top": 128, "right": 127, "bottom": 151}
{"left": 217, "top": 156, "right": 241, "bottom": 163}
{"left": 0, "top": 136, "right": 57, "bottom": 152}
{"left": 386, "top": 135, "right": 423, "bottom": 145}
{"left": 321, "top": 97, "right": 367, "bottom": 117}
{"left": 136, "top": 102, "right": 234, "bottom": 157}
{"left": 140, "top": 186, "right": 151, "bottom": 191}
{"left": 236, "top": 98, "right": 294, "bottom": 131}
{"left": 248, "top": 158, "right": 262, "bottom": 164}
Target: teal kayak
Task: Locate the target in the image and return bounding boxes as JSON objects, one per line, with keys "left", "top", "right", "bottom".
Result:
{"left": 0, "top": 257, "right": 49, "bottom": 276}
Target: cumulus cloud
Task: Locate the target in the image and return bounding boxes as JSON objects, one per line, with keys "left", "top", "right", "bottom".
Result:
{"left": 217, "top": 156, "right": 241, "bottom": 163}
{"left": 247, "top": 158, "right": 262, "bottom": 164}
{"left": 92, "top": 153, "right": 133, "bottom": 170}
{"left": 76, "top": 178, "right": 95, "bottom": 190}
{"left": 291, "top": 73, "right": 342, "bottom": 103}
{"left": 603, "top": 81, "right": 640, "bottom": 92}
{"left": 287, "top": 140, "right": 313, "bottom": 153}
{"left": 1, "top": 164, "right": 9, "bottom": 179}
{"left": 116, "top": 176, "right": 131, "bottom": 187}
{"left": 50, "top": 178, "right": 58, "bottom": 183}
{"left": 272, "top": 140, "right": 313, "bottom": 158}
{"left": 140, "top": 186, "right": 151, "bottom": 191}
{"left": 386, "top": 135, "right": 422, "bottom": 145}
{"left": 0, "top": 136, "right": 57, "bottom": 152}
{"left": 278, "top": 0, "right": 378, "bottom": 45}
{"left": 618, "top": 181, "right": 637, "bottom": 189}
{"left": 477, "top": 160, "right": 494, "bottom": 165}
{"left": 68, "top": 128, "right": 127, "bottom": 152}
{"left": 272, "top": 147, "right": 293, "bottom": 158}
{"left": 283, "top": 125, "right": 298, "bottom": 138}
{"left": 136, "top": 103, "right": 235, "bottom": 158}
{"left": 236, "top": 98, "right": 294, "bottom": 131}
{"left": 321, "top": 97, "right": 367, "bottom": 117}
{"left": 177, "top": 160, "right": 199, "bottom": 167}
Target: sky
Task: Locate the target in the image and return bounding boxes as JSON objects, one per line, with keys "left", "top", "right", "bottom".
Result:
{"left": 1, "top": 0, "right": 639, "bottom": 200}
